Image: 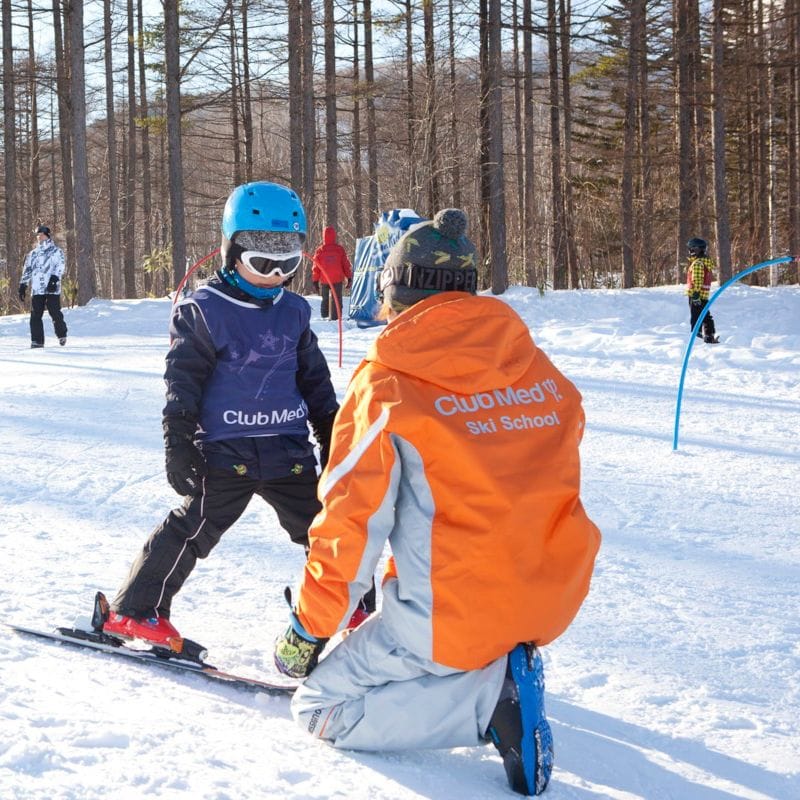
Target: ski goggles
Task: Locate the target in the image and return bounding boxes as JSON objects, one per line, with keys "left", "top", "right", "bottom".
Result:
{"left": 240, "top": 250, "right": 303, "bottom": 278}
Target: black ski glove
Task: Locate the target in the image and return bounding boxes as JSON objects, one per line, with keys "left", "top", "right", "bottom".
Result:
{"left": 18, "top": 283, "right": 26, "bottom": 302}
{"left": 690, "top": 291, "right": 702, "bottom": 306}
{"left": 312, "top": 281, "right": 320, "bottom": 293}
{"left": 163, "top": 418, "right": 206, "bottom": 496}
{"left": 46, "top": 275, "right": 59, "bottom": 293}
{"left": 310, "top": 410, "right": 337, "bottom": 470}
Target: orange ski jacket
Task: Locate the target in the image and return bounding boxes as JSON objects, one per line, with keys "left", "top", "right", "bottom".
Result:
{"left": 296, "top": 292, "right": 601, "bottom": 671}
{"left": 311, "top": 227, "right": 353, "bottom": 285}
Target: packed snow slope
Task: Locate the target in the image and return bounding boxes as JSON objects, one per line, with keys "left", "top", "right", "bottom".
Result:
{"left": 1, "top": 282, "right": 798, "bottom": 800}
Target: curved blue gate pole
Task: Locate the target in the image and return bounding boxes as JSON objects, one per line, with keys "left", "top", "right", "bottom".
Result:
{"left": 672, "top": 255, "right": 794, "bottom": 451}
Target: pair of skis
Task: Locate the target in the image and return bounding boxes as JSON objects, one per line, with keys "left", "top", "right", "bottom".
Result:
{"left": 9, "top": 592, "right": 297, "bottom": 697}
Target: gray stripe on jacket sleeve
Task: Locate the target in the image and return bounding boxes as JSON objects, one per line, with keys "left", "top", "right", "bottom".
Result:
{"left": 345, "top": 444, "right": 402, "bottom": 623}
{"left": 320, "top": 405, "right": 390, "bottom": 499}
{"left": 380, "top": 435, "right": 436, "bottom": 661}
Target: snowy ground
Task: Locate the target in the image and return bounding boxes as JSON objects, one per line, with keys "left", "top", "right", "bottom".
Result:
{"left": 0, "top": 282, "right": 798, "bottom": 800}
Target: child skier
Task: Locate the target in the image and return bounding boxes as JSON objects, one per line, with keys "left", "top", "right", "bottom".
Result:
{"left": 99, "top": 181, "right": 372, "bottom": 651}
{"left": 274, "top": 208, "right": 601, "bottom": 796}
{"left": 685, "top": 237, "right": 720, "bottom": 343}
{"left": 311, "top": 226, "right": 352, "bottom": 321}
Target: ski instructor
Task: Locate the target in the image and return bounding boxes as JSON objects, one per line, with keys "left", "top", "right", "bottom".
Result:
{"left": 274, "top": 208, "right": 601, "bottom": 796}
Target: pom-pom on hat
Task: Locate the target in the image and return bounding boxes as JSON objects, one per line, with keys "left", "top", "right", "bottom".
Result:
{"left": 378, "top": 208, "right": 479, "bottom": 312}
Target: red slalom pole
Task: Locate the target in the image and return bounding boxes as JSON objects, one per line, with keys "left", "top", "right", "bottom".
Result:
{"left": 304, "top": 252, "right": 343, "bottom": 368}
{"left": 172, "top": 248, "right": 221, "bottom": 306}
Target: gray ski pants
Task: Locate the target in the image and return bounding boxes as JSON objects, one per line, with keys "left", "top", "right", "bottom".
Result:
{"left": 291, "top": 613, "right": 507, "bottom": 750}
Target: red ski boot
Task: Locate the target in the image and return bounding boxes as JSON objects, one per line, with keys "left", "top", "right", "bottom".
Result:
{"left": 103, "top": 611, "right": 184, "bottom": 653}
{"left": 91, "top": 591, "right": 209, "bottom": 661}
{"left": 345, "top": 607, "right": 371, "bottom": 631}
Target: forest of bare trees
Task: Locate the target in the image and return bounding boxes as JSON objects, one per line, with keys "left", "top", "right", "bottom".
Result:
{"left": 1, "top": 0, "right": 798, "bottom": 313}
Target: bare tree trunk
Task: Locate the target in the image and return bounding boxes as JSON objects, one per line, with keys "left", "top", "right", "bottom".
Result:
{"left": 158, "top": 95, "right": 169, "bottom": 249}
{"left": 559, "top": 0, "right": 578, "bottom": 288}
{"left": 522, "top": 0, "right": 537, "bottom": 287}
{"left": 789, "top": 0, "right": 800, "bottom": 276}
{"left": 743, "top": 0, "right": 757, "bottom": 259}
{"left": 301, "top": 0, "right": 315, "bottom": 202}
{"left": 547, "top": 0, "right": 566, "bottom": 289}
{"left": 422, "top": 0, "right": 440, "bottom": 214}
{"left": 123, "top": 0, "right": 137, "bottom": 297}
{"left": 755, "top": 0, "right": 769, "bottom": 268}
{"left": 363, "top": 0, "right": 379, "bottom": 220}
{"left": 405, "top": 0, "right": 418, "bottom": 208}
{"left": 487, "top": 0, "right": 507, "bottom": 293}
{"left": 118, "top": 126, "right": 128, "bottom": 298}
{"left": 622, "top": 0, "right": 644, "bottom": 289}
{"left": 26, "top": 0, "right": 41, "bottom": 223}
{"left": 711, "top": 0, "right": 732, "bottom": 281}
{"left": 164, "top": 0, "right": 186, "bottom": 289}
{"left": 637, "top": 3, "right": 653, "bottom": 284}
{"left": 351, "top": 0, "right": 364, "bottom": 236}
{"left": 241, "top": 0, "right": 253, "bottom": 182}
{"left": 300, "top": 0, "right": 315, "bottom": 292}
{"left": 447, "top": 0, "right": 461, "bottom": 207}
{"left": 512, "top": 0, "right": 524, "bottom": 262}
{"left": 478, "top": 0, "right": 490, "bottom": 272}
{"left": 288, "top": 0, "right": 302, "bottom": 192}
{"left": 2, "top": 0, "right": 19, "bottom": 296}
{"left": 137, "top": 0, "right": 154, "bottom": 292}
{"left": 52, "top": 0, "right": 76, "bottom": 280}
{"left": 675, "top": 0, "right": 697, "bottom": 281}
{"left": 49, "top": 97, "right": 58, "bottom": 225}
{"left": 766, "top": 0, "right": 778, "bottom": 282}
{"left": 103, "top": 0, "right": 123, "bottom": 297}
{"left": 68, "top": 0, "right": 97, "bottom": 304}
{"left": 689, "top": 0, "right": 709, "bottom": 235}
{"left": 229, "top": 6, "right": 242, "bottom": 186}
{"left": 324, "top": 0, "right": 338, "bottom": 228}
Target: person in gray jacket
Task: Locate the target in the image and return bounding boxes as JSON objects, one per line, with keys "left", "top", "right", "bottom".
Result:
{"left": 18, "top": 225, "right": 68, "bottom": 348}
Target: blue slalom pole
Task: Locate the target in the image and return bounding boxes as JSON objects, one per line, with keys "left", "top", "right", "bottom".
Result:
{"left": 672, "top": 254, "right": 794, "bottom": 451}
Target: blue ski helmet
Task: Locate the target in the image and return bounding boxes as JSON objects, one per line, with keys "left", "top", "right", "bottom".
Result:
{"left": 220, "top": 181, "right": 306, "bottom": 261}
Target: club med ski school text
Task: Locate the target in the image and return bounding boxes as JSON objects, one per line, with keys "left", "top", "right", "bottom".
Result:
{"left": 434, "top": 378, "right": 566, "bottom": 436}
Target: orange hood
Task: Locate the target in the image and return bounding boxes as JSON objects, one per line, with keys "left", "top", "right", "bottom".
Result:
{"left": 367, "top": 292, "right": 536, "bottom": 395}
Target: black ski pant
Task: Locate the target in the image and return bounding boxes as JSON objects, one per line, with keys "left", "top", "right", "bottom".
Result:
{"left": 30, "top": 293, "right": 67, "bottom": 345}
{"left": 321, "top": 281, "right": 344, "bottom": 320}
{"left": 689, "top": 298, "right": 715, "bottom": 339}
{"left": 111, "top": 468, "right": 322, "bottom": 619}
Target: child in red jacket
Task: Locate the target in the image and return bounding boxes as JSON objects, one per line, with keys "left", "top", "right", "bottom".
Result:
{"left": 311, "top": 226, "right": 352, "bottom": 321}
